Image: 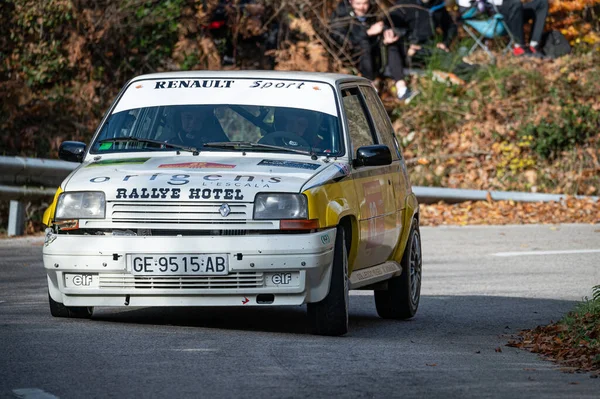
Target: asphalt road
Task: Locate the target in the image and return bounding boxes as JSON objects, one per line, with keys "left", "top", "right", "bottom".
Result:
{"left": 1, "top": 224, "right": 599, "bottom": 398}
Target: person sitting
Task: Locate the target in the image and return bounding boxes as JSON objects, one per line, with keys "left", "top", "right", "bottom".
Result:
{"left": 168, "top": 105, "right": 229, "bottom": 147}
{"left": 261, "top": 108, "right": 325, "bottom": 149}
{"left": 457, "top": 0, "right": 549, "bottom": 56}
{"left": 330, "top": 0, "right": 413, "bottom": 101}
{"left": 392, "top": 0, "right": 479, "bottom": 81}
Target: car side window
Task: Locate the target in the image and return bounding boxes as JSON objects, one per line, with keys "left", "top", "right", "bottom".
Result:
{"left": 341, "top": 87, "right": 377, "bottom": 153}
{"left": 360, "top": 86, "right": 401, "bottom": 161}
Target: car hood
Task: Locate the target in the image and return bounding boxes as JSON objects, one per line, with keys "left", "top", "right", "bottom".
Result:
{"left": 64, "top": 155, "right": 329, "bottom": 202}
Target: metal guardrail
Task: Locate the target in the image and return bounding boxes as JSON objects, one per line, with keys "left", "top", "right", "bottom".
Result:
{"left": 1, "top": 156, "right": 78, "bottom": 236}
{"left": 0, "top": 156, "right": 77, "bottom": 187}
{"left": 0, "top": 184, "right": 59, "bottom": 200}
{"left": 1, "top": 156, "right": 598, "bottom": 236}
{"left": 413, "top": 186, "right": 599, "bottom": 204}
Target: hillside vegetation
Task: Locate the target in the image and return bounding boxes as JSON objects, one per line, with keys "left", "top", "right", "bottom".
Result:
{"left": 397, "top": 52, "right": 600, "bottom": 196}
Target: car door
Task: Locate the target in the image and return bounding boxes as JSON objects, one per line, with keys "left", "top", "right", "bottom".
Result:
{"left": 359, "top": 85, "right": 409, "bottom": 246}
{"left": 340, "top": 85, "right": 396, "bottom": 269}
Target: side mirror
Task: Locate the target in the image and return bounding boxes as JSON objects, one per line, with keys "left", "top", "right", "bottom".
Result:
{"left": 353, "top": 145, "right": 392, "bottom": 168}
{"left": 59, "top": 141, "right": 87, "bottom": 163}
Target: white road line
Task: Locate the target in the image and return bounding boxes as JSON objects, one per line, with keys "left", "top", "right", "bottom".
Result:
{"left": 12, "top": 388, "right": 59, "bottom": 399}
{"left": 493, "top": 249, "right": 600, "bottom": 257}
{"left": 350, "top": 291, "right": 374, "bottom": 296}
{"left": 173, "top": 348, "right": 219, "bottom": 352}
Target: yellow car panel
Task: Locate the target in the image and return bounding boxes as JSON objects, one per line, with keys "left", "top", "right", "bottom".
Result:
{"left": 42, "top": 188, "right": 63, "bottom": 227}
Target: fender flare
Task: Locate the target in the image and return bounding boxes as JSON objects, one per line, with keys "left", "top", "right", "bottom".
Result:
{"left": 391, "top": 193, "right": 419, "bottom": 263}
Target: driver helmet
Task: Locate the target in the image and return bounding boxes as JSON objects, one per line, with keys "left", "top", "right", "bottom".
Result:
{"left": 273, "top": 107, "right": 317, "bottom": 137}
{"left": 173, "top": 105, "right": 212, "bottom": 144}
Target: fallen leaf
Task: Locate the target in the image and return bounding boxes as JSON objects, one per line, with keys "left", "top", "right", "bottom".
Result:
{"left": 419, "top": 198, "right": 600, "bottom": 227}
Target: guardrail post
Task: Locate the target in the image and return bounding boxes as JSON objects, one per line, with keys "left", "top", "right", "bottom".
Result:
{"left": 8, "top": 200, "right": 25, "bottom": 236}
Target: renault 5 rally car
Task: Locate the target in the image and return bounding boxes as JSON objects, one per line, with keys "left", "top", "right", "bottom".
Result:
{"left": 42, "top": 71, "right": 422, "bottom": 336}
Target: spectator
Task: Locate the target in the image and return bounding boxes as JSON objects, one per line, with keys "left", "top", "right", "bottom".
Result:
{"left": 457, "top": 0, "right": 549, "bottom": 56}
{"left": 392, "top": 0, "right": 479, "bottom": 81}
{"left": 330, "top": 0, "right": 414, "bottom": 101}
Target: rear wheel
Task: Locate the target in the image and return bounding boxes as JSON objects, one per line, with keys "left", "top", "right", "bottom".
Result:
{"left": 49, "top": 293, "right": 93, "bottom": 319}
{"left": 307, "top": 226, "right": 349, "bottom": 336}
{"left": 375, "top": 221, "right": 422, "bottom": 319}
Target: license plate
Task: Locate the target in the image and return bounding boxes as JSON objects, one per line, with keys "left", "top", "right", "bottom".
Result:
{"left": 127, "top": 254, "right": 228, "bottom": 276}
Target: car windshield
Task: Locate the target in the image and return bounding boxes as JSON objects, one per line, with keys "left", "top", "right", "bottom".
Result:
{"left": 90, "top": 78, "right": 343, "bottom": 156}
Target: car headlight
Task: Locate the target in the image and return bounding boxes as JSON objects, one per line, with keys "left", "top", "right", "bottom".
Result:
{"left": 253, "top": 193, "right": 308, "bottom": 220}
{"left": 55, "top": 192, "right": 106, "bottom": 219}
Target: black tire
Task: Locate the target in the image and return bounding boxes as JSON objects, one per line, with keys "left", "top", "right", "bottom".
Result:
{"left": 375, "top": 221, "right": 422, "bottom": 319}
{"left": 49, "top": 293, "right": 93, "bottom": 319}
{"left": 307, "top": 226, "right": 349, "bottom": 336}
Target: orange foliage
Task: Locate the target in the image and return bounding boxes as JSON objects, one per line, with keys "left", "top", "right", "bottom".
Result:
{"left": 546, "top": 0, "right": 600, "bottom": 42}
{"left": 549, "top": 0, "right": 599, "bottom": 13}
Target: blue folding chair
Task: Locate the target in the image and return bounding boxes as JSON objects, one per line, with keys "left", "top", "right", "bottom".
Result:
{"left": 460, "top": 4, "right": 516, "bottom": 63}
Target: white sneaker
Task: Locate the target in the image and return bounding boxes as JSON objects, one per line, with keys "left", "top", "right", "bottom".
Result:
{"left": 398, "top": 89, "right": 419, "bottom": 104}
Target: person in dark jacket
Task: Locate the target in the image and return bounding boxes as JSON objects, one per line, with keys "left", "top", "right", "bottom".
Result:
{"left": 330, "top": 0, "right": 414, "bottom": 101}
{"left": 392, "top": 0, "right": 479, "bottom": 81}
{"left": 394, "top": 0, "right": 457, "bottom": 50}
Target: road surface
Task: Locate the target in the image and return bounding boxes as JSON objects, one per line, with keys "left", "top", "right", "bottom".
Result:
{"left": 1, "top": 224, "right": 599, "bottom": 398}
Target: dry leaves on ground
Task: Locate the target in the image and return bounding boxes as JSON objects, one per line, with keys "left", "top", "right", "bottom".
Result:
{"left": 507, "top": 315, "right": 600, "bottom": 375}
{"left": 420, "top": 198, "right": 600, "bottom": 226}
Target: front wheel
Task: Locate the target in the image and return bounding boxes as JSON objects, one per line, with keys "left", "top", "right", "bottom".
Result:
{"left": 49, "top": 293, "right": 93, "bottom": 319}
{"left": 375, "top": 221, "right": 422, "bottom": 319}
{"left": 307, "top": 226, "right": 349, "bottom": 336}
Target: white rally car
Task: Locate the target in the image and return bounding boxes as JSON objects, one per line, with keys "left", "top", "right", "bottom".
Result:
{"left": 43, "top": 71, "right": 421, "bottom": 336}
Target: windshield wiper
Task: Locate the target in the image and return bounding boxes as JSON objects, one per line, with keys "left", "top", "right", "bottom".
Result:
{"left": 98, "top": 137, "right": 199, "bottom": 154}
{"left": 203, "top": 141, "right": 316, "bottom": 158}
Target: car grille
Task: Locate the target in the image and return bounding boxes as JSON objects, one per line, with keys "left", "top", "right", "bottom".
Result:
{"left": 109, "top": 201, "right": 250, "bottom": 225}
{"left": 98, "top": 272, "right": 265, "bottom": 289}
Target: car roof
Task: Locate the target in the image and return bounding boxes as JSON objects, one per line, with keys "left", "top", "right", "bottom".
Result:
{"left": 130, "top": 70, "right": 369, "bottom": 86}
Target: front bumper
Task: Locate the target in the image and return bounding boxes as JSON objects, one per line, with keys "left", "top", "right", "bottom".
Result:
{"left": 43, "top": 228, "right": 336, "bottom": 307}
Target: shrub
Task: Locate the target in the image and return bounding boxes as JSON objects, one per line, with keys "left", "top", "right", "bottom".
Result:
{"left": 517, "top": 102, "right": 600, "bottom": 159}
